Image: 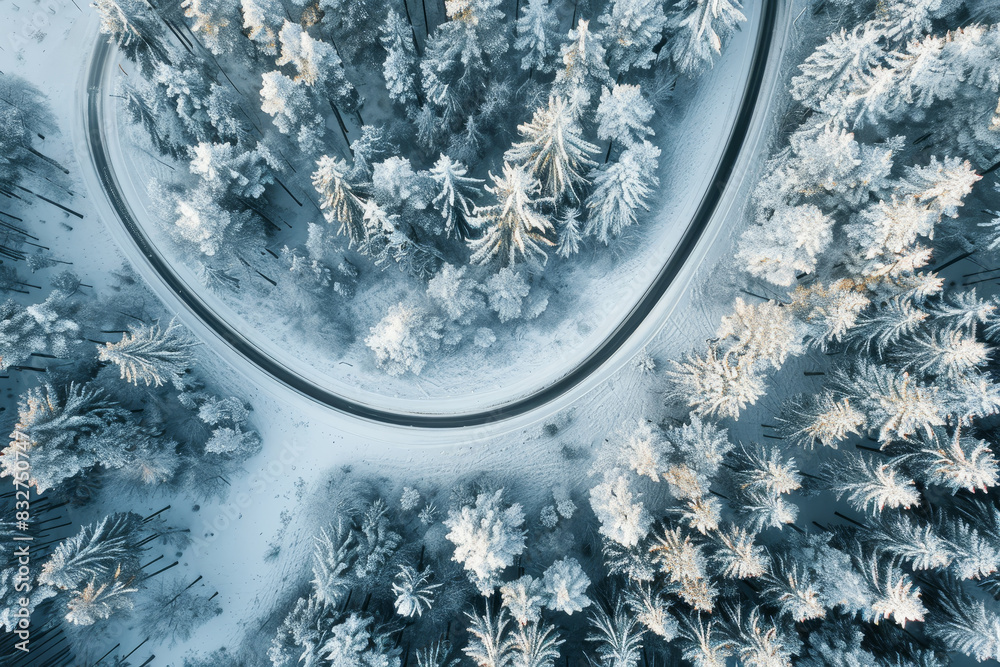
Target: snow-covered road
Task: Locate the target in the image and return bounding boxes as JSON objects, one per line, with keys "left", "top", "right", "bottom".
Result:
{"left": 58, "top": 4, "right": 806, "bottom": 661}
{"left": 80, "top": 0, "right": 790, "bottom": 428}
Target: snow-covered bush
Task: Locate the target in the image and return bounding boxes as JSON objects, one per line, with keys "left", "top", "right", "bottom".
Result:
{"left": 365, "top": 303, "right": 443, "bottom": 376}
{"left": 541, "top": 558, "right": 592, "bottom": 615}
{"left": 444, "top": 489, "right": 526, "bottom": 595}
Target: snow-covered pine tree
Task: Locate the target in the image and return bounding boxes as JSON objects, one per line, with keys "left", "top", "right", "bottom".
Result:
{"left": 120, "top": 78, "right": 189, "bottom": 158}
{"left": 312, "top": 155, "right": 366, "bottom": 246}
{"left": 189, "top": 141, "right": 275, "bottom": 201}
{"left": 914, "top": 426, "right": 999, "bottom": 494}
{"left": 311, "top": 517, "right": 355, "bottom": 606}
{"left": 846, "top": 26, "right": 1000, "bottom": 163}
{"left": 392, "top": 565, "right": 440, "bottom": 617}
{"left": 754, "top": 130, "right": 895, "bottom": 221}
{"left": 648, "top": 525, "right": 709, "bottom": 595}
{"left": 779, "top": 391, "right": 866, "bottom": 449}
{"left": 908, "top": 323, "right": 990, "bottom": 380}
{"left": 427, "top": 263, "right": 485, "bottom": 324}
{"left": 40, "top": 512, "right": 145, "bottom": 592}
{"left": 172, "top": 184, "right": 251, "bottom": 257}
{"left": 430, "top": 154, "right": 483, "bottom": 239}
{"left": 677, "top": 612, "right": 732, "bottom": 666}
{"left": 834, "top": 361, "right": 945, "bottom": 442}
{"left": 469, "top": 162, "right": 556, "bottom": 268}
{"left": 0, "top": 293, "right": 80, "bottom": 371}
{"left": 553, "top": 19, "right": 612, "bottom": 108}
{"left": 842, "top": 296, "right": 928, "bottom": 357}
{"left": 443, "top": 0, "right": 508, "bottom": 58}
{"left": 98, "top": 318, "right": 197, "bottom": 390}
{"left": 612, "top": 418, "right": 666, "bottom": 482}
{"left": 276, "top": 21, "right": 358, "bottom": 112}
{"left": 365, "top": 303, "right": 443, "bottom": 376}
{"left": 666, "top": 343, "right": 765, "bottom": 421}
{"left": 867, "top": 511, "right": 954, "bottom": 572}
{"left": 181, "top": 0, "right": 244, "bottom": 56}
{"left": 152, "top": 55, "right": 219, "bottom": 141}
{"left": 584, "top": 140, "right": 660, "bottom": 244}
{"left": 624, "top": 584, "right": 677, "bottom": 640}
{"left": 555, "top": 208, "right": 583, "bottom": 258}
{"left": 586, "top": 600, "right": 644, "bottom": 667}
{"left": 926, "top": 579, "right": 1000, "bottom": 662}
{"left": 94, "top": 0, "right": 171, "bottom": 74}
{"left": 735, "top": 204, "right": 834, "bottom": 286}
{"left": 505, "top": 95, "right": 600, "bottom": 204}
{"left": 260, "top": 70, "right": 326, "bottom": 153}
{"left": 464, "top": 604, "right": 516, "bottom": 667}
{"left": 501, "top": 575, "right": 545, "bottom": 626}
{"left": 599, "top": 0, "right": 667, "bottom": 75}
{"left": 663, "top": 0, "right": 747, "bottom": 75}
{"left": 715, "top": 298, "right": 804, "bottom": 370}
{"left": 320, "top": 613, "right": 401, "bottom": 666}
{"left": 484, "top": 267, "right": 530, "bottom": 323}
{"left": 415, "top": 640, "right": 459, "bottom": 667}
{"left": 511, "top": 620, "right": 562, "bottom": 667}
{"left": 876, "top": 0, "right": 966, "bottom": 43}
{"left": 348, "top": 125, "right": 397, "bottom": 181}
{"left": 596, "top": 84, "right": 655, "bottom": 151}
{"left": 793, "top": 280, "right": 873, "bottom": 348}
{"left": 420, "top": 0, "right": 508, "bottom": 130}
{"left": 0, "top": 75, "right": 50, "bottom": 186}
{"left": 444, "top": 489, "right": 526, "bottom": 595}
{"left": 400, "top": 488, "right": 421, "bottom": 512}
{"left": 823, "top": 452, "right": 921, "bottom": 515}
{"left": 541, "top": 557, "right": 592, "bottom": 615}
{"left": 0, "top": 567, "right": 54, "bottom": 633}
{"left": 353, "top": 499, "right": 402, "bottom": 579}
{"left": 860, "top": 554, "right": 927, "bottom": 627}
{"left": 137, "top": 576, "right": 223, "bottom": 642}
{"left": 64, "top": 574, "right": 139, "bottom": 626}
{"left": 268, "top": 593, "right": 335, "bottom": 667}
{"left": 789, "top": 25, "right": 885, "bottom": 112}
{"left": 589, "top": 472, "right": 653, "bottom": 548}
{"left": 760, "top": 556, "right": 826, "bottom": 622}
{"left": 381, "top": 10, "right": 419, "bottom": 108}
{"left": 710, "top": 524, "right": 766, "bottom": 580}
{"left": 241, "top": 0, "right": 284, "bottom": 56}
{"left": 735, "top": 487, "right": 799, "bottom": 533}
{"left": 722, "top": 605, "right": 798, "bottom": 667}
{"left": 316, "top": 0, "right": 384, "bottom": 62}
{"left": 728, "top": 443, "right": 802, "bottom": 498}
{"left": 901, "top": 155, "right": 980, "bottom": 221}
{"left": 849, "top": 194, "right": 936, "bottom": 273}
{"left": 514, "top": 0, "right": 559, "bottom": 74}
{"left": 1, "top": 382, "right": 148, "bottom": 492}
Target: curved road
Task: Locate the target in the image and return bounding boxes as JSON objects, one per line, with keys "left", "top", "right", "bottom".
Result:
{"left": 85, "top": 1, "right": 778, "bottom": 428}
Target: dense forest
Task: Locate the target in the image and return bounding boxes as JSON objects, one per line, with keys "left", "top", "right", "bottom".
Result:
{"left": 5, "top": 0, "right": 1000, "bottom": 665}
{"left": 96, "top": 0, "right": 745, "bottom": 378}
